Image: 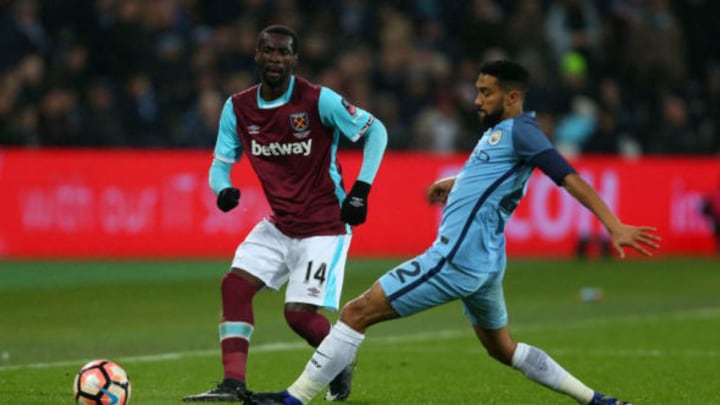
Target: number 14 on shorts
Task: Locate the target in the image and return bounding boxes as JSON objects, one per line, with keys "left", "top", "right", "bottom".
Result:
{"left": 305, "top": 261, "right": 327, "bottom": 285}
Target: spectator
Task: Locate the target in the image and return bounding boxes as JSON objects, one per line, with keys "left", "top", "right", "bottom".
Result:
{"left": 649, "top": 92, "right": 704, "bottom": 154}
{"left": 457, "top": 0, "right": 506, "bottom": 58}
{"left": 47, "top": 42, "right": 90, "bottom": 97}
{"left": 412, "top": 88, "right": 462, "bottom": 153}
{"left": 95, "top": 0, "right": 154, "bottom": 81}
{"left": 122, "top": 73, "right": 162, "bottom": 147}
{"left": 176, "top": 88, "right": 223, "bottom": 148}
{"left": 14, "top": 53, "right": 45, "bottom": 107}
{"left": 0, "top": 0, "right": 717, "bottom": 155}
{"left": 0, "top": 0, "right": 47, "bottom": 72}
{"left": 0, "top": 75, "right": 19, "bottom": 144}
{"left": 583, "top": 77, "right": 640, "bottom": 157}
{"left": 701, "top": 177, "right": 720, "bottom": 254}
{"left": 36, "top": 86, "right": 82, "bottom": 146}
{"left": 374, "top": 92, "right": 411, "bottom": 150}
{"left": 82, "top": 79, "right": 125, "bottom": 146}
{"left": 625, "top": 0, "right": 686, "bottom": 91}
{"left": 506, "top": 0, "right": 549, "bottom": 57}
{"left": 582, "top": 108, "right": 621, "bottom": 155}
{"left": 553, "top": 52, "right": 597, "bottom": 155}
{"left": 698, "top": 64, "right": 720, "bottom": 154}
{"left": 545, "top": 0, "right": 602, "bottom": 67}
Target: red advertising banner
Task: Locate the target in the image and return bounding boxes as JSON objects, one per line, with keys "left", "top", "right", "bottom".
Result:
{"left": 0, "top": 149, "right": 718, "bottom": 259}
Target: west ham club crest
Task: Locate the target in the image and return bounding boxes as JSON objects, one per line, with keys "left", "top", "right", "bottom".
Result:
{"left": 289, "top": 112, "right": 310, "bottom": 139}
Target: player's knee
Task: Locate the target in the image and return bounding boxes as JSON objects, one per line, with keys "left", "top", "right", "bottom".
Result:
{"left": 283, "top": 308, "right": 310, "bottom": 330}
{"left": 221, "top": 272, "right": 257, "bottom": 302}
{"left": 486, "top": 347, "right": 513, "bottom": 365}
{"left": 476, "top": 329, "right": 516, "bottom": 366}
{"left": 339, "top": 296, "right": 370, "bottom": 330}
{"left": 482, "top": 340, "right": 516, "bottom": 366}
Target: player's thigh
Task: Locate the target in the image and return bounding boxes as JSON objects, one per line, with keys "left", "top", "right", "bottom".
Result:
{"left": 461, "top": 270, "right": 508, "bottom": 330}
{"left": 232, "top": 219, "right": 291, "bottom": 289}
{"left": 285, "top": 233, "right": 352, "bottom": 310}
{"left": 378, "top": 249, "right": 460, "bottom": 318}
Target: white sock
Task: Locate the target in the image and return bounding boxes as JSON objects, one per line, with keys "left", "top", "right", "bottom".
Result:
{"left": 512, "top": 343, "right": 594, "bottom": 404}
{"left": 287, "top": 321, "right": 365, "bottom": 404}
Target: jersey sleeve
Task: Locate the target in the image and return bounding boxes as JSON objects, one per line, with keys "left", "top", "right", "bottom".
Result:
{"left": 318, "top": 87, "right": 375, "bottom": 142}
{"left": 512, "top": 115, "right": 576, "bottom": 185}
{"left": 213, "top": 98, "right": 243, "bottom": 163}
{"left": 357, "top": 118, "right": 388, "bottom": 184}
{"left": 208, "top": 159, "right": 233, "bottom": 195}
{"left": 512, "top": 115, "right": 554, "bottom": 158}
{"left": 209, "top": 98, "right": 242, "bottom": 194}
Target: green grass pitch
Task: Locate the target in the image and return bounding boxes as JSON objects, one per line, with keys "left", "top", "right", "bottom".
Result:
{"left": 1, "top": 258, "right": 719, "bottom": 404}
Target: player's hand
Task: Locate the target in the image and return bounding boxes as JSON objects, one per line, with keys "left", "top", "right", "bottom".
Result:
{"left": 341, "top": 181, "right": 371, "bottom": 225}
{"left": 609, "top": 225, "right": 661, "bottom": 258}
{"left": 427, "top": 177, "right": 456, "bottom": 205}
{"left": 216, "top": 187, "right": 241, "bottom": 212}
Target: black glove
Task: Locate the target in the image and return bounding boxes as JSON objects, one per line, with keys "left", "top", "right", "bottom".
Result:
{"left": 341, "top": 181, "right": 371, "bottom": 225}
{"left": 216, "top": 187, "right": 241, "bottom": 212}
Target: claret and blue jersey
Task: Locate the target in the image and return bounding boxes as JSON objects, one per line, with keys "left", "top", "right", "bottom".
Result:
{"left": 209, "top": 75, "right": 386, "bottom": 238}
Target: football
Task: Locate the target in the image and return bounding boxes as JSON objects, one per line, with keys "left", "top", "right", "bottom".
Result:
{"left": 73, "top": 359, "right": 131, "bottom": 405}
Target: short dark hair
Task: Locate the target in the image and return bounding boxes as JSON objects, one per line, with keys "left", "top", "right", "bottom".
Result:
{"left": 479, "top": 60, "right": 529, "bottom": 92}
{"left": 257, "top": 25, "right": 299, "bottom": 54}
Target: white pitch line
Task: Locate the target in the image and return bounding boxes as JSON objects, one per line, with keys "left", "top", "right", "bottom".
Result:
{"left": 546, "top": 348, "right": 720, "bottom": 358}
{"left": 1, "top": 306, "right": 718, "bottom": 372}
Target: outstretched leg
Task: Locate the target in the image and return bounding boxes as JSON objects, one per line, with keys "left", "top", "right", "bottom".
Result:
{"left": 474, "top": 326, "right": 630, "bottom": 405}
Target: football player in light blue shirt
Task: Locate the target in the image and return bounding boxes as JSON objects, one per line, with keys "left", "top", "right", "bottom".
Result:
{"left": 249, "top": 61, "right": 660, "bottom": 405}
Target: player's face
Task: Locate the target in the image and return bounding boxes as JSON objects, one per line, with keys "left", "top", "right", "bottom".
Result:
{"left": 474, "top": 74, "right": 505, "bottom": 130}
{"left": 255, "top": 33, "right": 297, "bottom": 87}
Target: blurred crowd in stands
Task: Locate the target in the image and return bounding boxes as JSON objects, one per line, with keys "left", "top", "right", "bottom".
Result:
{"left": 1, "top": 0, "right": 719, "bottom": 155}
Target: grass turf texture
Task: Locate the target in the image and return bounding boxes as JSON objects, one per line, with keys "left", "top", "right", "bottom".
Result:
{"left": 0, "top": 258, "right": 718, "bottom": 404}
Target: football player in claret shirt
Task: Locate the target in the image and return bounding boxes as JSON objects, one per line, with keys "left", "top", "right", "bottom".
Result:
{"left": 248, "top": 61, "right": 660, "bottom": 405}
{"left": 183, "top": 25, "right": 387, "bottom": 402}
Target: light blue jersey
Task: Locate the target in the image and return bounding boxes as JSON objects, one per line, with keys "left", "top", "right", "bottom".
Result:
{"left": 379, "top": 112, "right": 567, "bottom": 329}
{"left": 433, "top": 112, "right": 554, "bottom": 272}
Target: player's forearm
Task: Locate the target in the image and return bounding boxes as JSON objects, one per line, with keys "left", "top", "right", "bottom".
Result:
{"left": 209, "top": 158, "right": 234, "bottom": 195}
{"left": 356, "top": 119, "right": 388, "bottom": 184}
{"left": 562, "top": 173, "right": 623, "bottom": 232}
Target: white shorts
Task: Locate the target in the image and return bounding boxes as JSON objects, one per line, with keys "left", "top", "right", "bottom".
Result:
{"left": 231, "top": 219, "right": 352, "bottom": 311}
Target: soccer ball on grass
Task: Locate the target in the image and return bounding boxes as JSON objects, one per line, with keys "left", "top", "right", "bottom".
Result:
{"left": 73, "top": 359, "right": 131, "bottom": 405}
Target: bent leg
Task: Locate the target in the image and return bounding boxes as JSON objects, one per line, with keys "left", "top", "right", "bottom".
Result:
{"left": 287, "top": 282, "right": 398, "bottom": 403}
{"left": 283, "top": 232, "right": 352, "bottom": 347}
{"left": 283, "top": 302, "right": 330, "bottom": 348}
{"left": 284, "top": 250, "right": 462, "bottom": 404}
